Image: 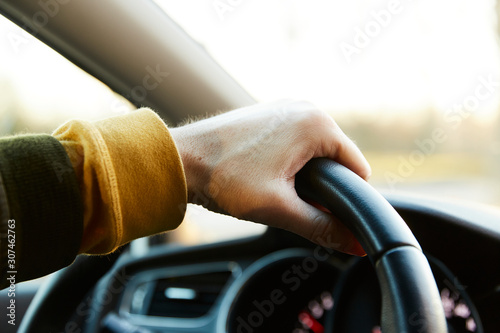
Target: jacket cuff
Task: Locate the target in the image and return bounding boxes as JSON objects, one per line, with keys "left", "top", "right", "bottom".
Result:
{"left": 0, "top": 134, "right": 83, "bottom": 284}
{"left": 53, "top": 109, "right": 187, "bottom": 254}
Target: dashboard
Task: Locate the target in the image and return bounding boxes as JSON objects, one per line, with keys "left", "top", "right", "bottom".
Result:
{"left": 25, "top": 193, "right": 500, "bottom": 333}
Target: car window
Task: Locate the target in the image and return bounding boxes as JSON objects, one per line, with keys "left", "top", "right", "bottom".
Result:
{"left": 0, "top": 15, "right": 135, "bottom": 135}
{"left": 155, "top": 0, "right": 500, "bottom": 207}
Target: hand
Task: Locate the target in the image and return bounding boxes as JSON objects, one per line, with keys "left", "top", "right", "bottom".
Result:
{"left": 170, "top": 100, "right": 371, "bottom": 256}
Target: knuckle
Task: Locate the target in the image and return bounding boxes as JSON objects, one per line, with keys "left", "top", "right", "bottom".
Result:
{"left": 300, "top": 110, "right": 338, "bottom": 135}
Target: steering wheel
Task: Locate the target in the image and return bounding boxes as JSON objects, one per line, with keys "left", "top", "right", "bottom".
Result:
{"left": 295, "top": 158, "right": 447, "bottom": 332}
{"left": 19, "top": 158, "right": 447, "bottom": 333}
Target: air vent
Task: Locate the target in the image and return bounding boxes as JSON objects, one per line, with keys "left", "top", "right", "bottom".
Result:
{"left": 126, "top": 264, "right": 236, "bottom": 319}
{"left": 147, "top": 271, "right": 232, "bottom": 318}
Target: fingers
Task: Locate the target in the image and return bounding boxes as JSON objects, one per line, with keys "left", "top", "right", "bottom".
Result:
{"left": 275, "top": 190, "right": 366, "bottom": 256}
{"left": 310, "top": 111, "right": 371, "bottom": 181}
{"left": 330, "top": 131, "right": 371, "bottom": 181}
{"left": 279, "top": 103, "right": 370, "bottom": 255}
{"left": 289, "top": 101, "right": 371, "bottom": 181}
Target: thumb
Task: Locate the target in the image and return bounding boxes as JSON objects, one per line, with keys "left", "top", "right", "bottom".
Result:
{"left": 276, "top": 191, "right": 366, "bottom": 256}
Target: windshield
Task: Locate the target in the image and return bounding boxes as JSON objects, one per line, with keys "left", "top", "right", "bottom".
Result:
{"left": 155, "top": 0, "right": 500, "bottom": 206}
{"left": 1, "top": 1, "right": 499, "bottom": 246}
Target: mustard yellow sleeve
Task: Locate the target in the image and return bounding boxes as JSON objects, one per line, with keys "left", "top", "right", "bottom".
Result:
{"left": 52, "top": 108, "right": 187, "bottom": 254}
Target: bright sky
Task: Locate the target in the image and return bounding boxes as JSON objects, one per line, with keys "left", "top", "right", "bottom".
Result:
{"left": 156, "top": 0, "right": 500, "bottom": 119}
{"left": 0, "top": 0, "right": 499, "bottom": 126}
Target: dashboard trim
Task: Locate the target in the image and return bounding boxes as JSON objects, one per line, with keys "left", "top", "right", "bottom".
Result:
{"left": 119, "top": 261, "right": 241, "bottom": 329}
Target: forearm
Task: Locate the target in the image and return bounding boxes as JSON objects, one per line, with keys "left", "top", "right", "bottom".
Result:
{"left": 0, "top": 109, "right": 188, "bottom": 288}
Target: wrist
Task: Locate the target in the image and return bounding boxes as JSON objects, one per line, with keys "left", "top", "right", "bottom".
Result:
{"left": 169, "top": 126, "right": 210, "bottom": 203}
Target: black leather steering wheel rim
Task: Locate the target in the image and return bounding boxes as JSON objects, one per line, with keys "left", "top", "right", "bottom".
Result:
{"left": 295, "top": 158, "right": 447, "bottom": 333}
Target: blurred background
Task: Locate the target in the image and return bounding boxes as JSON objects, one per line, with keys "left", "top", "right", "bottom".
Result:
{"left": 1, "top": 0, "right": 500, "bottom": 244}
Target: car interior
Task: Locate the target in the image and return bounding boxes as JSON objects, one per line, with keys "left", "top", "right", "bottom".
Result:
{"left": 1, "top": 1, "right": 500, "bottom": 332}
